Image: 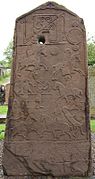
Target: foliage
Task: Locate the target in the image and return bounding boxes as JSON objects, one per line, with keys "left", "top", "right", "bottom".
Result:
{"left": 87, "top": 36, "right": 95, "bottom": 66}
{"left": 0, "top": 72, "right": 10, "bottom": 85}
{"left": 0, "top": 41, "right": 13, "bottom": 68}
{"left": 0, "top": 105, "right": 8, "bottom": 115}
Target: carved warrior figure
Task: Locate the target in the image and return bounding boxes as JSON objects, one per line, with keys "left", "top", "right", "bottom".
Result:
{"left": 3, "top": 1, "right": 92, "bottom": 178}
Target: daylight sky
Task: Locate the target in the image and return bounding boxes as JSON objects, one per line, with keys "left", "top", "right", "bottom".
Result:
{"left": 0, "top": 0, "right": 95, "bottom": 60}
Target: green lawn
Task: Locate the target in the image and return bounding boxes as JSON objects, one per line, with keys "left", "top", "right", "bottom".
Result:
{"left": 90, "top": 120, "right": 95, "bottom": 132}
{"left": 0, "top": 105, "right": 7, "bottom": 140}
{"left": 0, "top": 124, "right": 6, "bottom": 140}
{"left": 0, "top": 105, "right": 8, "bottom": 115}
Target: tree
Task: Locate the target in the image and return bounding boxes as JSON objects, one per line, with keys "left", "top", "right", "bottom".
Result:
{"left": 2, "top": 41, "right": 13, "bottom": 68}
{"left": 87, "top": 36, "right": 95, "bottom": 66}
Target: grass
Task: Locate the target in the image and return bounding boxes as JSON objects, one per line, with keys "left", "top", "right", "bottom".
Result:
{"left": 0, "top": 105, "right": 7, "bottom": 140}
{"left": 0, "top": 105, "right": 8, "bottom": 115}
{"left": 90, "top": 119, "right": 95, "bottom": 132}
{"left": 0, "top": 124, "right": 6, "bottom": 140}
{"left": 90, "top": 107, "right": 95, "bottom": 117}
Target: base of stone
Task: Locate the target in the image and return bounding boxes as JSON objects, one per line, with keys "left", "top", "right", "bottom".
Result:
{"left": 4, "top": 176, "right": 94, "bottom": 179}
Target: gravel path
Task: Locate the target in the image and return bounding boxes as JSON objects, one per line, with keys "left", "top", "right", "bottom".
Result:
{"left": 0, "top": 135, "right": 95, "bottom": 179}
{"left": 0, "top": 140, "right": 4, "bottom": 178}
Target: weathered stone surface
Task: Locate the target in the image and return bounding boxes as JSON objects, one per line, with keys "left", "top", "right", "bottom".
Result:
{"left": 3, "top": 1, "right": 91, "bottom": 178}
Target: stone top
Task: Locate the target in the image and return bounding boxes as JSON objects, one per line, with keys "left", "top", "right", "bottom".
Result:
{"left": 16, "top": 1, "right": 81, "bottom": 22}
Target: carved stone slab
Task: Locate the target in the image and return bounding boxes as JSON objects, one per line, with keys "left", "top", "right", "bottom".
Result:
{"left": 3, "top": 1, "right": 92, "bottom": 178}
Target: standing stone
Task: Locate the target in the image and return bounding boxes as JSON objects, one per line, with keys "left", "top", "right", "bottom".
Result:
{"left": 3, "top": 2, "right": 92, "bottom": 178}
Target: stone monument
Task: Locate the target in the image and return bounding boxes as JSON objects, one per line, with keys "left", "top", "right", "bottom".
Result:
{"left": 3, "top": 2, "right": 92, "bottom": 178}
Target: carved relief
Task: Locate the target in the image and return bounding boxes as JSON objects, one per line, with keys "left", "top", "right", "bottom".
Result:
{"left": 12, "top": 42, "right": 87, "bottom": 142}
{"left": 72, "top": 44, "right": 80, "bottom": 51}
{"left": 12, "top": 42, "right": 87, "bottom": 143}
{"left": 18, "top": 13, "right": 66, "bottom": 45}
{"left": 66, "top": 28, "right": 83, "bottom": 44}
{"left": 33, "top": 14, "right": 57, "bottom": 43}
